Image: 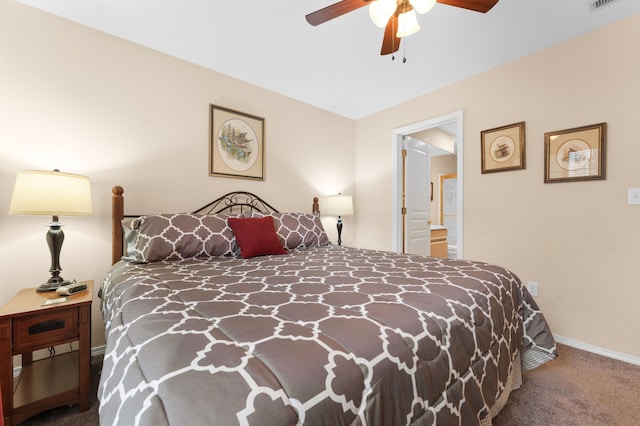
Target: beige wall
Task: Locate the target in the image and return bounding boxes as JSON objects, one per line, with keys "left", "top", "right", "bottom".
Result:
{"left": 2, "top": 0, "right": 639, "bottom": 361}
{"left": 354, "top": 13, "right": 640, "bottom": 358}
{"left": 0, "top": 0, "right": 355, "bottom": 347}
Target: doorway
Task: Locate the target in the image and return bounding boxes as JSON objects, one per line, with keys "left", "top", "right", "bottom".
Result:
{"left": 391, "top": 110, "right": 464, "bottom": 258}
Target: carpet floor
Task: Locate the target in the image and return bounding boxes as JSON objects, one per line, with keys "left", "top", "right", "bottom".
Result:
{"left": 493, "top": 343, "right": 640, "bottom": 426}
{"left": 13, "top": 343, "right": 640, "bottom": 425}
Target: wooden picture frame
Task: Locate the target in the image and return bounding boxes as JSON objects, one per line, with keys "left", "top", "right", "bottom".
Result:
{"left": 544, "top": 122, "right": 606, "bottom": 183}
{"left": 481, "top": 121, "right": 526, "bottom": 173}
{"left": 210, "top": 104, "right": 265, "bottom": 180}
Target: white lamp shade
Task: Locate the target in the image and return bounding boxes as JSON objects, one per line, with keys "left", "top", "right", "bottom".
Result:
{"left": 397, "top": 9, "right": 421, "bottom": 38}
{"left": 325, "top": 194, "right": 354, "bottom": 217}
{"left": 9, "top": 170, "right": 93, "bottom": 216}
{"left": 369, "top": 0, "right": 397, "bottom": 28}
{"left": 410, "top": 0, "right": 437, "bottom": 14}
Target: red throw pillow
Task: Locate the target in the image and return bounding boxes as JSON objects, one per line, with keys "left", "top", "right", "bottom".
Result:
{"left": 228, "top": 216, "right": 288, "bottom": 259}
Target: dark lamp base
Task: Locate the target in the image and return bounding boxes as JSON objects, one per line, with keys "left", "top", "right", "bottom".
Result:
{"left": 36, "top": 278, "right": 71, "bottom": 293}
{"left": 336, "top": 216, "right": 343, "bottom": 246}
{"left": 38, "top": 217, "right": 71, "bottom": 293}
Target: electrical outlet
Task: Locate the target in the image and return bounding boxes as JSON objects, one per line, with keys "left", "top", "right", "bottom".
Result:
{"left": 628, "top": 188, "right": 640, "bottom": 206}
{"left": 527, "top": 282, "right": 539, "bottom": 297}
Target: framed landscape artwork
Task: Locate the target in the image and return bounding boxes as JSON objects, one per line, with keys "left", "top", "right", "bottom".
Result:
{"left": 544, "top": 122, "right": 606, "bottom": 183}
{"left": 210, "top": 104, "right": 265, "bottom": 180}
{"left": 481, "top": 121, "right": 526, "bottom": 173}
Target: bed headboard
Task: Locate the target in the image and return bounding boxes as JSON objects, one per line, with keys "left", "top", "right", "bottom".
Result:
{"left": 193, "top": 191, "right": 279, "bottom": 215}
{"left": 111, "top": 186, "right": 320, "bottom": 265}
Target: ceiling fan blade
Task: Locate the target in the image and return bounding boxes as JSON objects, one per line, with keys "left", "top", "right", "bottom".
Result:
{"left": 380, "top": 15, "right": 401, "bottom": 56}
{"left": 436, "top": 0, "right": 499, "bottom": 13}
{"left": 306, "top": 0, "right": 371, "bottom": 26}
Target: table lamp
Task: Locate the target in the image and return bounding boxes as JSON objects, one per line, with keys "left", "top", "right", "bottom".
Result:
{"left": 9, "top": 170, "right": 93, "bottom": 292}
{"left": 325, "top": 194, "right": 354, "bottom": 246}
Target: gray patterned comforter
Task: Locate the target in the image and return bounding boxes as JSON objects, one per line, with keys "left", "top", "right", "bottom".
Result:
{"left": 98, "top": 245, "right": 556, "bottom": 425}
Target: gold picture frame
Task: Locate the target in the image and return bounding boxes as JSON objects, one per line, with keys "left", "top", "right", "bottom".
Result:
{"left": 481, "top": 121, "right": 526, "bottom": 173}
{"left": 210, "top": 104, "right": 265, "bottom": 180}
{"left": 544, "top": 122, "right": 606, "bottom": 183}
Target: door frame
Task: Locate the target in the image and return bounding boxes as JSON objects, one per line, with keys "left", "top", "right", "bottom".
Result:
{"left": 391, "top": 110, "right": 464, "bottom": 258}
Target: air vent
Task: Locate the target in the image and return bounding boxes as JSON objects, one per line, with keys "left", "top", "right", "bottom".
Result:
{"left": 591, "top": 0, "right": 623, "bottom": 11}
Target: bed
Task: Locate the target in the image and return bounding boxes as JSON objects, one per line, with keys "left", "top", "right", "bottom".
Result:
{"left": 98, "top": 186, "right": 557, "bottom": 425}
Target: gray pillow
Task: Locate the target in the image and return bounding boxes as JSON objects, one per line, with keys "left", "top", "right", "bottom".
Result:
{"left": 121, "top": 218, "right": 138, "bottom": 261}
{"left": 128, "top": 213, "right": 242, "bottom": 263}
{"left": 250, "top": 212, "right": 330, "bottom": 250}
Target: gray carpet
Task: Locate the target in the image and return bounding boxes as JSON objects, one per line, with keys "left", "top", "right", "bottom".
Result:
{"left": 15, "top": 344, "right": 640, "bottom": 425}
{"left": 493, "top": 344, "right": 640, "bottom": 426}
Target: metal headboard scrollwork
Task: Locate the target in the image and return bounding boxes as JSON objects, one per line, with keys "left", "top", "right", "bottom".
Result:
{"left": 193, "top": 191, "right": 279, "bottom": 215}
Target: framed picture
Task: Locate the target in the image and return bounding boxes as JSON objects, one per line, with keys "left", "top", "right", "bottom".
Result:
{"left": 210, "top": 104, "right": 265, "bottom": 180}
{"left": 544, "top": 122, "right": 606, "bottom": 183}
{"left": 481, "top": 121, "right": 526, "bottom": 173}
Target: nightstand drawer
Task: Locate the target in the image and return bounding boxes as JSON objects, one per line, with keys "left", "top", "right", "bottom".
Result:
{"left": 12, "top": 309, "right": 78, "bottom": 352}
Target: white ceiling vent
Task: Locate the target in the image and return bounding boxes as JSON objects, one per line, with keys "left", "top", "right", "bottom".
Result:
{"left": 591, "top": 0, "right": 624, "bottom": 12}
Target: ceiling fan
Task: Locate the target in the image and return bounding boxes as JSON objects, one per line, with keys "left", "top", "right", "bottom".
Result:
{"left": 306, "top": 0, "right": 499, "bottom": 56}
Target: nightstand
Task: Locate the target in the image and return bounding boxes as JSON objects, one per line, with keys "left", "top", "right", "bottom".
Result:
{"left": 0, "top": 281, "right": 92, "bottom": 426}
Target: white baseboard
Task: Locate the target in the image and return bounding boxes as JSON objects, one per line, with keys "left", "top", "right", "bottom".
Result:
{"left": 554, "top": 335, "right": 640, "bottom": 366}
{"left": 92, "top": 345, "right": 106, "bottom": 357}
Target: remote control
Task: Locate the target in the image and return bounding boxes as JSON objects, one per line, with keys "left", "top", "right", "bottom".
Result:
{"left": 42, "top": 297, "right": 70, "bottom": 306}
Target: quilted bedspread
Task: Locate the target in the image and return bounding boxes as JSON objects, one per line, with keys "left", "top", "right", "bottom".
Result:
{"left": 98, "top": 245, "right": 556, "bottom": 425}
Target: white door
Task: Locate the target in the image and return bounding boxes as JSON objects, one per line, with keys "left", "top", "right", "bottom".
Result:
{"left": 403, "top": 137, "right": 431, "bottom": 255}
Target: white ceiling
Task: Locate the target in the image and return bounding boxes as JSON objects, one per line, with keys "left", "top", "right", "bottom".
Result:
{"left": 16, "top": 0, "right": 640, "bottom": 119}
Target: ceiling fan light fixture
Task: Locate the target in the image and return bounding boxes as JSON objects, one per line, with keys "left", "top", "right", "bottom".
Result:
{"left": 396, "top": 9, "right": 420, "bottom": 38}
{"left": 410, "top": 0, "right": 437, "bottom": 14}
{"left": 369, "top": 0, "right": 397, "bottom": 28}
